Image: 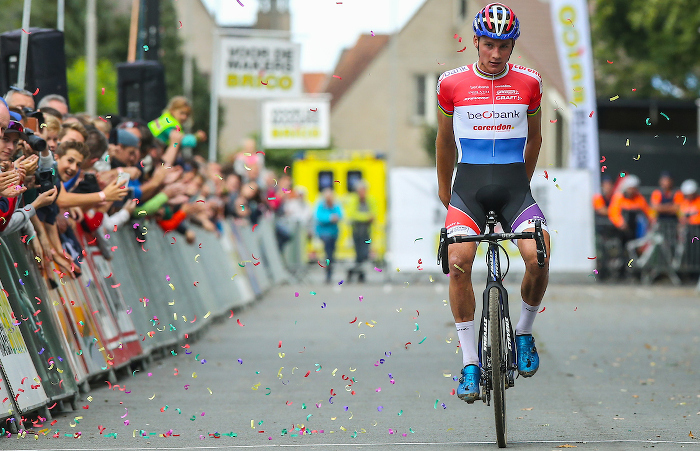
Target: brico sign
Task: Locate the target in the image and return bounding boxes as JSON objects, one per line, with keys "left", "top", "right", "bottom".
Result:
{"left": 218, "top": 38, "right": 301, "bottom": 99}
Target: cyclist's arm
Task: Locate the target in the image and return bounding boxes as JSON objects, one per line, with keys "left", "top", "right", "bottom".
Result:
{"left": 436, "top": 112, "right": 456, "bottom": 209}
{"left": 524, "top": 110, "right": 542, "bottom": 182}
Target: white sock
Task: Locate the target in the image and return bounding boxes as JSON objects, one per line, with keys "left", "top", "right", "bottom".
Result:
{"left": 515, "top": 300, "right": 538, "bottom": 335}
{"left": 456, "top": 321, "right": 479, "bottom": 366}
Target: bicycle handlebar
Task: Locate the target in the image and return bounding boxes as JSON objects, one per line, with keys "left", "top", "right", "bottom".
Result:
{"left": 445, "top": 220, "right": 547, "bottom": 268}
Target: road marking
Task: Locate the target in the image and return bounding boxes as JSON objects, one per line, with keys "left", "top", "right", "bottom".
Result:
{"left": 21, "top": 439, "right": 700, "bottom": 450}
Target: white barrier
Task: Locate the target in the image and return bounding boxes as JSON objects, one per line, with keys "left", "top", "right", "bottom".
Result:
{"left": 389, "top": 167, "right": 595, "bottom": 274}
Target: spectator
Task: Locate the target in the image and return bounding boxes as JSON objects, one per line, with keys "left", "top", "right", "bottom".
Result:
{"left": 592, "top": 176, "right": 614, "bottom": 218}
{"left": 678, "top": 179, "right": 700, "bottom": 225}
{"left": 5, "top": 87, "right": 35, "bottom": 110}
{"left": 315, "top": 188, "right": 342, "bottom": 284}
{"left": 608, "top": 175, "right": 655, "bottom": 237}
{"left": 345, "top": 180, "right": 377, "bottom": 283}
{"left": 650, "top": 171, "right": 682, "bottom": 219}
{"left": 40, "top": 115, "right": 61, "bottom": 153}
{"left": 147, "top": 96, "right": 206, "bottom": 151}
{"left": 37, "top": 94, "right": 69, "bottom": 117}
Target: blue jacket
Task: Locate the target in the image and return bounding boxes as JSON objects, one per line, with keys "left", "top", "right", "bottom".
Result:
{"left": 315, "top": 201, "right": 342, "bottom": 237}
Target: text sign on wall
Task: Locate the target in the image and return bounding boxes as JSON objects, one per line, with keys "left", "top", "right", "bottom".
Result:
{"left": 219, "top": 38, "right": 301, "bottom": 99}
{"left": 261, "top": 98, "right": 330, "bottom": 149}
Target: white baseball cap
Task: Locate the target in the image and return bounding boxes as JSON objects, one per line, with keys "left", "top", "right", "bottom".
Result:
{"left": 680, "top": 179, "right": 698, "bottom": 195}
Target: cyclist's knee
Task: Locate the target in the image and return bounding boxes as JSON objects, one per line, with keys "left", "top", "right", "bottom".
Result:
{"left": 523, "top": 252, "right": 549, "bottom": 274}
{"left": 448, "top": 245, "right": 476, "bottom": 277}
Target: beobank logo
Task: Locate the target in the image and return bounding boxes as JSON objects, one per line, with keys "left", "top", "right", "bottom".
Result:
{"left": 473, "top": 124, "right": 513, "bottom": 131}
{"left": 466, "top": 109, "right": 520, "bottom": 120}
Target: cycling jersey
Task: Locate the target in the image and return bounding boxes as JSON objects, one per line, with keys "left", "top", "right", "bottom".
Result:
{"left": 437, "top": 62, "right": 542, "bottom": 165}
{"left": 438, "top": 62, "right": 546, "bottom": 237}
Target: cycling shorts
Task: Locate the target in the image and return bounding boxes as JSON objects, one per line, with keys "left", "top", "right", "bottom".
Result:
{"left": 445, "top": 163, "right": 548, "bottom": 237}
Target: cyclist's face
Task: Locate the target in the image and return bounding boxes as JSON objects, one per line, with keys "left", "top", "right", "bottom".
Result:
{"left": 474, "top": 36, "right": 513, "bottom": 74}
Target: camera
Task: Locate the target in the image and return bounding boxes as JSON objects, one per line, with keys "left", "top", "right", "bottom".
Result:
{"left": 24, "top": 128, "right": 47, "bottom": 153}
{"left": 35, "top": 169, "right": 54, "bottom": 193}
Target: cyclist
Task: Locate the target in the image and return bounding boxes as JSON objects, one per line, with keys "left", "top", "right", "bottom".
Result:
{"left": 436, "top": 2, "right": 551, "bottom": 403}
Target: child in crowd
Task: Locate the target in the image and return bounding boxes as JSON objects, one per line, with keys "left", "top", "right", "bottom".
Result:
{"left": 147, "top": 96, "right": 206, "bottom": 150}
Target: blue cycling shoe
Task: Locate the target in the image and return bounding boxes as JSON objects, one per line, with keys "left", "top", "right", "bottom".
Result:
{"left": 457, "top": 364, "right": 480, "bottom": 403}
{"left": 515, "top": 334, "right": 539, "bottom": 377}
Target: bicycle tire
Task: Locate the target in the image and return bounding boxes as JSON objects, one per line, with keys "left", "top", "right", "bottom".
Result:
{"left": 489, "top": 286, "right": 507, "bottom": 448}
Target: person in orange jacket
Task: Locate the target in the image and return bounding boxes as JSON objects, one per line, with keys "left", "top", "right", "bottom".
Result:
{"left": 678, "top": 179, "right": 700, "bottom": 226}
{"left": 608, "top": 175, "right": 655, "bottom": 234}
{"left": 650, "top": 171, "right": 682, "bottom": 219}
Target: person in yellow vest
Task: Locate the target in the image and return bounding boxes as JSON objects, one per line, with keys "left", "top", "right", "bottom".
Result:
{"left": 147, "top": 96, "right": 207, "bottom": 150}
{"left": 346, "top": 179, "right": 377, "bottom": 283}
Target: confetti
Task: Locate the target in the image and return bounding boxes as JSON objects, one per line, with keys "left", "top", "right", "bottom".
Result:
{"left": 332, "top": 75, "right": 342, "bottom": 79}
{"left": 609, "top": 95, "right": 619, "bottom": 101}
{"left": 538, "top": 306, "right": 545, "bottom": 313}
{"left": 660, "top": 112, "right": 669, "bottom": 120}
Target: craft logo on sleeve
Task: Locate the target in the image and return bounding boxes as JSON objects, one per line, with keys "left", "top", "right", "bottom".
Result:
{"left": 219, "top": 38, "right": 301, "bottom": 98}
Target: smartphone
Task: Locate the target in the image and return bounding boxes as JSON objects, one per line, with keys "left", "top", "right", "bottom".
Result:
{"left": 116, "top": 171, "right": 130, "bottom": 188}
{"left": 24, "top": 117, "right": 39, "bottom": 132}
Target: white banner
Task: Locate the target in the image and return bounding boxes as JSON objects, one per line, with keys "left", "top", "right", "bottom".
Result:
{"left": 261, "top": 98, "right": 330, "bottom": 149}
{"left": 550, "top": 0, "right": 600, "bottom": 188}
{"left": 388, "top": 168, "right": 594, "bottom": 274}
{"left": 218, "top": 38, "right": 301, "bottom": 99}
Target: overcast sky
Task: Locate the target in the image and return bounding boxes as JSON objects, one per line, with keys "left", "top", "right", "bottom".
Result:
{"left": 201, "top": 0, "right": 426, "bottom": 72}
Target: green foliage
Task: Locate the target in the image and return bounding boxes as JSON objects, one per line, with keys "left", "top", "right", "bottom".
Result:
{"left": 22, "top": 0, "right": 130, "bottom": 64}
{"left": 423, "top": 124, "right": 437, "bottom": 163}
{"left": 66, "top": 58, "right": 118, "bottom": 114}
{"left": 592, "top": 0, "right": 700, "bottom": 98}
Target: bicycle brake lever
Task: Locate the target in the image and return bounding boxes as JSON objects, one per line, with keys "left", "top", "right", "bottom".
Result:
{"left": 535, "top": 221, "right": 546, "bottom": 268}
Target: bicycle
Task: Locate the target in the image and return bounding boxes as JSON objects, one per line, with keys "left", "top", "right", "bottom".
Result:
{"left": 437, "top": 211, "right": 546, "bottom": 448}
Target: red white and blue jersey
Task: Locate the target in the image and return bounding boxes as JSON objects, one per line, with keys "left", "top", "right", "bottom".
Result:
{"left": 437, "top": 62, "right": 542, "bottom": 165}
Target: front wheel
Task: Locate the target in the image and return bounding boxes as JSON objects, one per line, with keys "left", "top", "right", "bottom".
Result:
{"left": 489, "top": 286, "right": 507, "bottom": 448}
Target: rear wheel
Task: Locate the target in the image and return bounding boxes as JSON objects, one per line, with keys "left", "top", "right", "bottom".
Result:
{"left": 489, "top": 286, "right": 507, "bottom": 448}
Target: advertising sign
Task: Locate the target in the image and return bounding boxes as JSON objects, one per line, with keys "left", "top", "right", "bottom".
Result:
{"left": 261, "top": 98, "right": 330, "bottom": 149}
{"left": 219, "top": 38, "right": 301, "bottom": 99}
{"left": 550, "top": 0, "right": 601, "bottom": 188}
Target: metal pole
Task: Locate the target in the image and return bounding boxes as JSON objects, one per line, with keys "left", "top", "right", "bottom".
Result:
{"left": 17, "top": 0, "right": 32, "bottom": 89}
{"left": 127, "top": 0, "right": 140, "bottom": 62}
{"left": 57, "top": 0, "right": 65, "bottom": 31}
{"left": 208, "top": 29, "right": 220, "bottom": 163}
{"left": 86, "top": 0, "right": 97, "bottom": 115}
{"left": 388, "top": 0, "right": 398, "bottom": 169}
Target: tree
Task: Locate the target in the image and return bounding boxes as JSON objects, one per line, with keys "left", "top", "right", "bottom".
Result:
{"left": 66, "top": 58, "right": 118, "bottom": 114}
{"left": 592, "top": 0, "right": 700, "bottom": 98}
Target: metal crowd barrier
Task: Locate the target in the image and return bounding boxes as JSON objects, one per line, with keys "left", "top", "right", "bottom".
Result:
{"left": 0, "top": 216, "right": 290, "bottom": 434}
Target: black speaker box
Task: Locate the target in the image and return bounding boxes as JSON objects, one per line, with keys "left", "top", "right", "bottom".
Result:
{"left": 0, "top": 28, "right": 68, "bottom": 107}
{"left": 116, "top": 61, "right": 166, "bottom": 122}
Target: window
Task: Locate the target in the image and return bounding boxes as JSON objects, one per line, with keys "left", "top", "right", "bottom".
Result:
{"left": 415, "top": 75, "right": 426, "bottom": 117}
{"left": 347, "top": 171, "right": 363, "bottom": 192}
{"left": 276, "top": 0, "right": 289, "bottom": 12}
{"left": 459, "top": 0, "right": 469, "bottom": 20}
{"left": 555, "top": 110, "right": 564, "bottom": 167}
{"left": 415, "top": 73, "right": 441, "bottom": 124}
{"left": 318, "top": 171, "right": 334, "bottom": 192}
{"left": 259, "top": 0, "right": 271, "bottom": 12}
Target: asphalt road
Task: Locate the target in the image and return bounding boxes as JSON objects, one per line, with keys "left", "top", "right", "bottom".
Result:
{"left": 4, "top": 273, "right": 700, "bottom": 450}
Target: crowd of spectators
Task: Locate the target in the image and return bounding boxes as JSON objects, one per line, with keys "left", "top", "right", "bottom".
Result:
{"left": 0, "top": 88, "right": 309, "bottom": 288}
{"left": 592, "top": 171, "right": 700, "bottom": 281}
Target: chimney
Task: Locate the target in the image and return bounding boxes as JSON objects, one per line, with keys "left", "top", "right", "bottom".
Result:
{"left": 255, "top": 0, "right": 290, "bottom": 31}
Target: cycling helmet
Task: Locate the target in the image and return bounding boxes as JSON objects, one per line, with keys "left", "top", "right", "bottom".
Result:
{"left": 473, "top": 3, "right": 520, "bottom": 41}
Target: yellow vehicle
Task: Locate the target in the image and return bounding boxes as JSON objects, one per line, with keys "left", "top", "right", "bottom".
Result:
{"left": 292, "top": 151, "right": 386, "bottom": 262}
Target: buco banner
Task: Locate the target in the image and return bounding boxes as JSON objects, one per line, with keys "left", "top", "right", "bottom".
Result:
{"left": 261, "top": 98, "right": 331, "bottom": 149}
{"left": 550, "top": 0, "right": 600, "bottom": 189}
{"left": 219, "top": 38, "right": 302, "bottom": 99}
